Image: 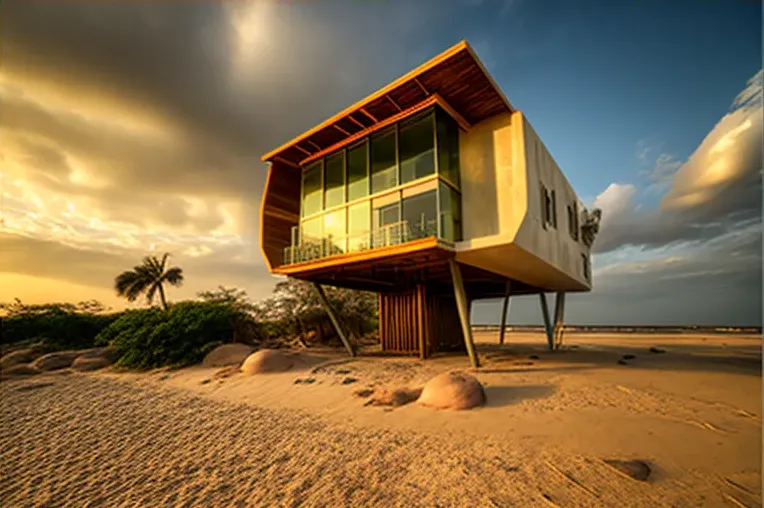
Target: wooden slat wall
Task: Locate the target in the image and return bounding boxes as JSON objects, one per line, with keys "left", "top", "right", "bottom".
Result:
{"left": 261, "top": 161, "right": 301, "bottom": 270}
{"left": 380, "top": 285, "right": 466, "bottom": 357}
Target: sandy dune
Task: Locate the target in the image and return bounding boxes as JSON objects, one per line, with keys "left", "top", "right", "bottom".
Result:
{"left": 1, "top": 332, "right": 760, "bottom": 507}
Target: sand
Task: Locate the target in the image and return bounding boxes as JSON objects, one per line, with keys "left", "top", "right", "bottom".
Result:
{"left": 1, "top": 332, "right": 760, "bottom": 507}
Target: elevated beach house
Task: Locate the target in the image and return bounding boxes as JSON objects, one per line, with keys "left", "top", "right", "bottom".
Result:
{"left": 259, "top": 41, "right": 600, "bottom": 367}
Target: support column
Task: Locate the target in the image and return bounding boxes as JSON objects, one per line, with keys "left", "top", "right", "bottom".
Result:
{"left": 552, "top": 292, "right": 566, "bottom": 350}
{"left": 448, "top": 259, "right": 480, "bottom": 368}
{"left": 539, "top": 292, "right": 554, "bottom": 351}
{"left": 313, "top": 283, "right": 355, "bottom": 357}
{"left": 499, "top": 281, "right": 512, "bottom": 345}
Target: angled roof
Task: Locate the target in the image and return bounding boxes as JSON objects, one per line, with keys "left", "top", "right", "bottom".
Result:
{"left": 261, "top": 40, "right": 514, "bottom": 167}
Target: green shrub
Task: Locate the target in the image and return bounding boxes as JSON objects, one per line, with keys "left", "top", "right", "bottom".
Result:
{"left": 95, "top": 301, "right": 238, "bottom": 370}
{"left": 1, "top": 305, "right": 121, "bottom": 351}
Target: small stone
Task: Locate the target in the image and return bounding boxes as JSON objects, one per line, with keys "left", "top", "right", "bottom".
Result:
{"left": 603, "top": 459, "right": 651, "bottom": 481}
{"left": 617, "top": 359, "right": 628, "bottom": 366}
{"left": 649, "top": 347, "right": 666, "bottom": 354}
{"left": 622, "top": 354, "right": 636, "bottom": 360}
{"left": 335, "top": 369, "right": 351, "bottom": 375}
{"left": 528, "top": 355, "right": 540, "bottom": 360}
{"left": 200, "top": 379, "right": 211, "bottom": 385}
{"left": 341, "top": 377, "right": 357, "bottom": 385}
{"left": 353, "top": 388, "right": 374, "bottom": 398}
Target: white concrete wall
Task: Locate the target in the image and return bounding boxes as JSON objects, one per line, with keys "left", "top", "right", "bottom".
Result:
{"left": 455, "top": 110, "right": 591, "bottom": 291}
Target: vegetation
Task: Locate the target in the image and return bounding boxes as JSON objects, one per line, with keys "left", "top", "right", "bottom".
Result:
{"left": 1, "top": 253, "right": 379, "bottom": 369}
{"left": 114, "top": 253, "right": 184, "bottom": 310}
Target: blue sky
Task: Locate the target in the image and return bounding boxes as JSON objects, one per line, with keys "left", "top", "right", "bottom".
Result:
{"left": 0, "top": 0, "right": 761, "bottom": 325}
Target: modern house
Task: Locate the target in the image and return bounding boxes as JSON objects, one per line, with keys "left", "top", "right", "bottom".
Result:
{"left": 259, "top": 41, "right": 601, "bottom": 367}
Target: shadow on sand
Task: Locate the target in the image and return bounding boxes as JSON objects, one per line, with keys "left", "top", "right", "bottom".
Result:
{"left": 483, "top": 384, "right": 557, "bottom": 407}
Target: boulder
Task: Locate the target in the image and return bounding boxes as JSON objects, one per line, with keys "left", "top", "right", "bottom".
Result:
{"left": 1, "top": 364, "right": 41, "bottom": 379}
{"left": 240, "top": 349, "right": 294, "bottom": 375}
{"left": 30, "top": 351, "right": 81, "bottom": 371}
{"left": 0, "top": 346, "right": 46, "bottom": 370}
{"left": 203, "top": 343, "right": 255, "bottom": 368}
{"left": 368, "top": 387, "right": 422, "bottom": 407}
{"left": 71, "top": 356, "right": 112, "bottom": 372}
{"left": 417, "top": 370, "right": 486, "bottom": 410}
{"left": 76, "top": 347, "right": 121, "bottom": 363}
{"left": 603, "top": 459, "right": 651, "bottom": 482}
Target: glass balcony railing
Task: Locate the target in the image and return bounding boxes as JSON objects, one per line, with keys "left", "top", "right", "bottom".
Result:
{"left": 282, "top": 219, "right": 438, "bottom": 266}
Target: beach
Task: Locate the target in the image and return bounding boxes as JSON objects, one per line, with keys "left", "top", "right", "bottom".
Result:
{"left": 1, "top": 332, "right": 761, "bottom": 507}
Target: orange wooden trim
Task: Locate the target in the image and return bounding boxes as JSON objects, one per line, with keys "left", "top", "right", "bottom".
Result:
{"left": 347, "top": 115, "right": 366, "bottom": 130}
{"left": 359, "top": 108, "right": 378, "bottom": 123}
{"left": 333, "top": 124, "right": 351, "bottom": 136}
{"left": 273, "top": 237, "right": 441, "bottom": 276}
{"left": 299, "top": 94, "right": 470, "bottom": 166}
{"left": 386, "top": 95, "right": 402, "bottom": 112}
{"left": 413, "top": 77, "right": 429, "bottom": 96}
{"left": 258, "top": 164, "right": 275, "bottom": 272}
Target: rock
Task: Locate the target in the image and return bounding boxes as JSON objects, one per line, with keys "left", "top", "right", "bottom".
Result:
{"left": 369, "top": 387, "right": 422, "bottom": 407}
{"left": 200, "top": 379, "right": 211, "bottom": 385}
{"left": 1, "top": 364, "right": 41, "bottom": 379}
{"left": 622, "top": 354, "right": 636, "bottom": 360}
{"left": 77, "top": 347, "right": 120, "bottom": 363}
{"left": 203, "top": 343, "right": 255, "bottom": 368}
{"left": 341, "top": 377, "right": 357, "bottom": 385}
{"left": 0, "top": 346, "right": 46, "bottom": 370}
{"left": 353, "top": 388, "right": 375, "bottom": 398}
{"left": 649, "top": 347, "right": 666, "bottom": 354}
{"left": 528, "top": 355, "right": 540, "bottom": 360}
{"left": 335, "top": 369, "right": 352, "bottom": 375}
{"left": 30, "top": 351, "right": 80, "bottom": 371}
{"left": 603, "top": 459, "right": 651, "bottom": 481}
{"left": 241, "top": 349, "right": 295, "bottom": 375}
{"left": 294, "top": 377, "right": 316, "bottom": 385}
{"left": 71, "top": 356, "right": 112, "bottom": 372}
{"left": 417, "top": 371, "right": 486, "bottom": 410}
{"left": 617, "top": 359, "right": 628, "bottom": 366}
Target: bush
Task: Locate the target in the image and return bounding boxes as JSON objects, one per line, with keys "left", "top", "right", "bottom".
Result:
{"left": 95, "top": 301, "right": 239, "bottom": 370}
{"left": 1, "top": 302, "right": 121, "bottom": 351}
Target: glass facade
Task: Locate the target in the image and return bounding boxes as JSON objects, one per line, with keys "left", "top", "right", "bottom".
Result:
{"left": 288, "top": 106, "right": 463, "bottom": 265}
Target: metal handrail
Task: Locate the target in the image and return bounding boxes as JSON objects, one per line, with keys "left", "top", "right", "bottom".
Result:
{"left": 282, "top": 219, "right": 437, "bottom": 265}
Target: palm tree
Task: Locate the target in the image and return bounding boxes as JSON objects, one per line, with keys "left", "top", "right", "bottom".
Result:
{"left": 115, "top": 253, "right": 184, "bottom": 310}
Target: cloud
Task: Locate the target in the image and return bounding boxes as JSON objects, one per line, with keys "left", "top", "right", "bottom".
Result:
{"left": 593, "top": 69, "right": 763, "bottom": 253}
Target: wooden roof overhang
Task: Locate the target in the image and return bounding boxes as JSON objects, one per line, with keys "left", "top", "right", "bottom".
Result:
{"left": 261, "top": 40, "right": 514, "bottom": 168}
{"left": 274, "top": 237, "right": 541, "bottom": 298}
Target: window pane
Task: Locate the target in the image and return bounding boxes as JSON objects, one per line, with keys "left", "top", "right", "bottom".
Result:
{"left": 347, "top": 142, "right": 368, "bottom": 201}
{"left": 324, "top": 152, "right": 345, "bottom": 209}
{"left": 399, "top": 112, "right": 435, "bottom": 184}
{"left": 402, "top": 190, "right": 437, "bottom": 240}
{"left": 324, "top": 209, "right": 346, "bottom": 255}
{"left": 348, "top": 201, "right": 370, "bottom": 252}
{"left": 438, "top": 180, "right": 462, "bottom": 242}
{"left": 300, "top": 216, "right": 322, "bottom": 245}
{"left": 372, "top": 200, "right": 401, "bottom": 248}
{"left": 302, "top": 162, "right": 323, "bottom": 217}
{"left": 370, "top": 128, "right": 397, "bottom": 194}
{"left": 436, "top": 108, "right": 460, "bottom": 189}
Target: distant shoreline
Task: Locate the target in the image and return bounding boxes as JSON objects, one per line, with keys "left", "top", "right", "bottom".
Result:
{"left": 472, "top": 324, "right": 762, "bottom": 335}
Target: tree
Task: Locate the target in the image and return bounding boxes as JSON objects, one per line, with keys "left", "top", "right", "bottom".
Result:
{"left": 197, "top": 286, "right": 256, "bottom": 314}
{"left": 114, "top": 253, "right": 184, "bottom": 310}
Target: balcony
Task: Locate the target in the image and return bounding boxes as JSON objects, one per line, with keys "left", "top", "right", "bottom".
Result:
{"left": 283, "top": 219, "right": 438, "bottom": 266}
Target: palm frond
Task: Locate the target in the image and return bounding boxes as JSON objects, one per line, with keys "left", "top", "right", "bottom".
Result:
{"left": 146, "top": 282, "right": 160, "bottom": 306}
{"left": 162, "top": 267, "right": 184, "bottom": 287}
{"left": 115, "top": 270, "right": 151, "bottom": 302}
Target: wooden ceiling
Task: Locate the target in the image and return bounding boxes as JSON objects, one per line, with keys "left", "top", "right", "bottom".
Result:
{"left": 261, "top": 40, "right": 514, "bottom": 168}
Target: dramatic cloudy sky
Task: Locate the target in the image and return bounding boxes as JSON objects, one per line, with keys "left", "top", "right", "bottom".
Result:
{"left": 0, "top": 1, "right": 761, "bottom": 325}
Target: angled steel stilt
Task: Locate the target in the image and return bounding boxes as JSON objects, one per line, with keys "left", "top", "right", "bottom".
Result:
{"left": 499, "top": 281, "right": 512, "bottom": 345}
{"left": 539, "top": 292, "right": 554, "bottom": 350}
{"left": 552, "top": 292, "right": 566, "bottom": 350}
{"left": 313, "top": 283, "right": 355, "bottom": 357}
{"left": 449, "top": 259, "right": 480, "bottom": 368}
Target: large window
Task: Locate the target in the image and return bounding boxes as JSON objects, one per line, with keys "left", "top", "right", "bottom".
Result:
{"left": 347, "top": 141, "right": 369, "bottom": 202}
{"left": 402, "top": 190, "right": 437, "bottom": 239}
{"left": 300, "top": 216, "right": 322, "bottom": 245}
{"left": 436, "top": 108, "right": 460, "bottom": 189}
{"left": 370, "top": 128, "right": 397, "bottom": 194}
{"left": 324, "top": 152, "right": 345, "bottom": 209}
{"left": 324, "top": 209, "right": 346, "bottom": 254}
{"left": 399, "top": 112, "right": 435, "bottom": 184}
{"left": 302, "top": 161, "right": 323, "bottom": 217}
{"left": 372, "top": 200, "right": 401, "bottom": 248}
{"left": 439, "top": 180, "right": 462, "bottom": 242}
